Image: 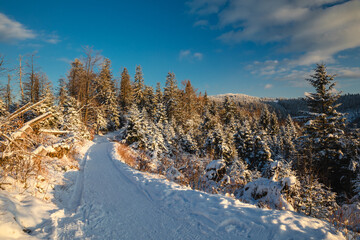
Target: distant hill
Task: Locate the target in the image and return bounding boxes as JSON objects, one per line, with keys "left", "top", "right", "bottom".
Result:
{"left": 211, "top": 93, "right": 360, "bottom": 125}
{"left": 210, "top": 93, "right": 260, "bottom": 104}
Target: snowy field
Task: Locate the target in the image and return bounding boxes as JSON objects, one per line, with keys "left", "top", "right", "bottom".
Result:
{"left": 0, "top": 135, "right": 344, "bottom": 239}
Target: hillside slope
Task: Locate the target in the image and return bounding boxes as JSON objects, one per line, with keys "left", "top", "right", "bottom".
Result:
{"left": 1, "top": 135, "right": 344, "bottom": 239}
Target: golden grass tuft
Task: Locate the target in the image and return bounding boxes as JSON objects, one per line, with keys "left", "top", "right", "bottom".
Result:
{"left": 116, "top": 143, "right": 138, "bottom": 168}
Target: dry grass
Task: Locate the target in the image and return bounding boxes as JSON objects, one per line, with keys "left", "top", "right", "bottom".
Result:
{"left": 116, "top": 143, "right": 138, "bottom": 168}
{"left": 329, "top": 205, "right": 360, "bottom": 239}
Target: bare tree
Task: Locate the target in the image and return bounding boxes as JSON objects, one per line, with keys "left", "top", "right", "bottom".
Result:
{"left": 0, "top": 54, "right": 5, "bottom": 74}
{"left": 5, "top": 74, "right": 12, "bottom": 111}
{"left": 18, "top": 55, "right": 24, "bottom": 102}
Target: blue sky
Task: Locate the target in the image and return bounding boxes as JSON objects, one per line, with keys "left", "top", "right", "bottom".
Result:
{"left": 0, "top": 0, "right": 360, "bottom": 98}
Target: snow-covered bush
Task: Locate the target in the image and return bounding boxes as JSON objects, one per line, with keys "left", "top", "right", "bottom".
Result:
{"left": 166, "top": 166, "right": 184, "bottom": 181}
{"left": 294, "top": 176, "right": 338, "bottom": 219}
{"left": 204, "top": 159, "right": 226, "bottom": 182}
{"left": 239, "top": 177, "right": 296, "bottom": 211}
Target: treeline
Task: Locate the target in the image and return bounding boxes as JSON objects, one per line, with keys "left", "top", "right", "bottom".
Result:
{"left": 267, "top": 93, "right": 360, "bottom": 120}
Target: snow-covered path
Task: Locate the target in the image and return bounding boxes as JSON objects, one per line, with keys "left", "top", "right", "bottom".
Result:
{"left": 50, "top": 136, "right": 343, "bottom": 240}
{"left": 53, "top": 137, "right": 207, "bottom": 239}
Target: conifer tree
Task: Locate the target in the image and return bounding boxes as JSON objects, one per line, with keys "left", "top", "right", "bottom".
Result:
{"left": 301, "top": 64, "right": 347, "bottom": 193}
{"left": 126, "top": 104, "right": 150, "bottom": 149}
{"left": 143, "top": 86, "right": 155, "bottom": 118}
{"left": 95, "top": 58, "right": 120, "bottom": 130}
{"left": 154, "top": 82, "right": 163, "bottom": 106}
{"left": 222, "top": 96, "right": 237, "bottom": 126}
{"left": 133, "top": 65, "right": 145, "bottom": 109}
{"left": 234, "top": 120, "right": 255, "bottom": 163}
{"left": 182, "top": 80, "right": 197, "bottom": 121}
{"left": 259, "top": 105, "right": 271, "bottom": 132}
{"left": 119, "top": 67, "right": 133, "bottom": 113}
{"left": 60, "top": 88, "right": 90, "bottom": 139}
{"left": 281, "top": 115, "right": 297, "bottom": 161}
{"left": 251, "top": 135, "right": 273, "bottom": 174}
{"left": 96, "top": 58, "right": 114, "bottom": 105}
{"left": 269, "top": 112, "right": 280, "bottom": 135}
{"left": 58, "top": 78, "right": 67, "bottom": 107}
{"left": 163, "top": 72, "right": 179, "bottom": 122}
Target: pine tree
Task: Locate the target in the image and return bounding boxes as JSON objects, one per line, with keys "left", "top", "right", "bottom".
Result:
{"left": 234, "top": 120, "right": 255, "bottom": 163}
{"left": 133, "top": 65, "right": 145, "bottom": 109}
{"left": 58, "top": 78, "right": 67, "bottom": 107}
{"left": 281, "top": 115, "right": 297, "bottom": 161}
{"left": 269, "top": 112, "right": 280, "bottom": 135}
{"left": 60, "top": 88, "right": 90, "bottom": 139}
{"left": 95, "top": 58, "right": 120, "bottom": 130}
{"left": 96, "top": 58, "right": 114, "bottom": 105}
{"left": 251, "top": 134, "right": 273, "bottom": 174}
{"left": 259, "top": 105, "right": 271, "bottom": 132}
{"left": 163, "top": 72, "right": 179, "bottom": 122}
{"left": 154, "top": 82, "right": 163, "bottom": 106}
{"left": 143, "top": 86, "right": 155, "bottom": 118}
{"left": 182, "top": 80, "right": 197, "bottom": 121}
{"left": 126, "top": 104, "right": 150, "bottom": 149}
{"left": 301, "top": 64, "right": 347, "bottom": 193}
{"left": 222, "top": 96, "right": 237, "bottom": 126}
{"left": 119, "top": 67, "right": 133, "bottom": 113}
{"left": 294, "top": 175, "right": 337, "bottom": 219}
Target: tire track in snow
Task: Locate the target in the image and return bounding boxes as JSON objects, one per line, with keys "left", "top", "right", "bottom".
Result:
{"left": 68, "top": 147, "right": 90, "bottom": 211}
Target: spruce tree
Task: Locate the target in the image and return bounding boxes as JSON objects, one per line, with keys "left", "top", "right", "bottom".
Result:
{"left": 133, "top": 65, "right": 145, "bottom": 109}
{"left": 222, "top": 96, "right": 237, "bottom": 126}
{"left": 259, "top": 105, "right": 271, "bottom": 132}
{"left": 302, "top": 64, "right": 347, "bottom": 193}
{"left": 96, "top": 58, "right": 120, "bottom": 130}
{"left": 163, "top": 72, "right": 179, "bottom": 122}
{"left": 119, "top": 67, "right": 133, "bottom": 113}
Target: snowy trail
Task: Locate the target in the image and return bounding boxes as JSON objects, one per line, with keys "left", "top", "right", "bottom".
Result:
{"left": 49, "top": 136, "right": 343, "bottom": 240}
{"left": 52, "top": 137, "right": 208, "bottom": 240}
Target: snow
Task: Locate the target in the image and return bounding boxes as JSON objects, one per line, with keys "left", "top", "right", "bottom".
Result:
{"left": 282, "top": 176, "right": 297, "bottom": 188}
{"left": 205, "top": 159, "right": 226, "bottom": 171}
{"left": 0, "top": 191, "right": 55, "bottom": 239}
{"left": 166, "top": 166, "right": 184, "bottom": 181}
{"left": 0, "top": 135, "right": 345, "bottom": 239}
{"left": 240, "top": 177, "right": 295, "bottom": 211}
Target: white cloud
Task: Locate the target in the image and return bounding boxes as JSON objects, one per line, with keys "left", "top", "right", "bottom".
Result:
{"left": 44, "top": 33, "right": 60, "bottom": 44}
{"left": 193, "top": 52, "right": 203, "bottom": 60}
{"left": 194, "top": 19, "right": 208, "bottom": 27}
{"left": 186, "top": 0, "right": 227, "bottom": 15}
{"left": 179, "top": 49, "right": 203, "bottom": 61}
{"left": 329, "top": 67, "right": 360, "bottom": 79}
{"left": 188, "top": 0, "right": 360, "bottom": 66}
{"left": 179, "top": 50, "right": 191, "bottom": 60}
{"left": 264, "top": 84, "right": 273, "bottom": 89}
{"left": 0, "top": 13, "right": 36, "bottom": 42}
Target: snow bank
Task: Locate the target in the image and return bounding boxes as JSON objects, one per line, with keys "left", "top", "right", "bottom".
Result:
{"left": 0, "top": 191, "right": 56, "bottom": 239}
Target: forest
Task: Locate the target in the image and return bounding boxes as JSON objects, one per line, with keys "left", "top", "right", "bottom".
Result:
{"left": 0, "top": 49, "right": 359, "bottom": 234}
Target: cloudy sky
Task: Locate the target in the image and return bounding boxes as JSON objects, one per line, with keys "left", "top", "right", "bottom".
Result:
{"left": 0, "top": 0, "right": 359, "bottom": 97}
